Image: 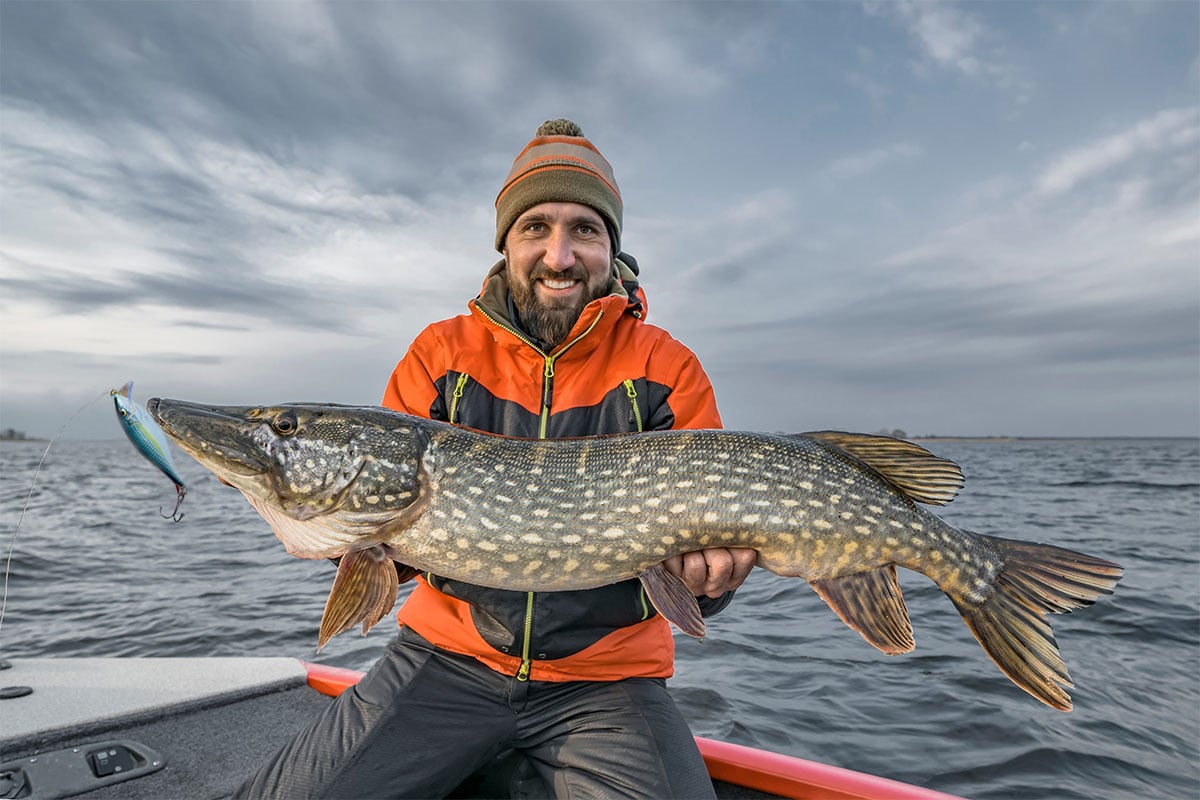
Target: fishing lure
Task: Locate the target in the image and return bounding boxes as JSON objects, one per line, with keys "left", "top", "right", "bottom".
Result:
{"left": 112, "top": 381, "right": 187, "bottom": 521}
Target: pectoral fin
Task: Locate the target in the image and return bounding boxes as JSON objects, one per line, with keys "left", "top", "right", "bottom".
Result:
{"left": 639, "top": 564, "right": 706, "bottom": 639}
{"left": 318, "top": 545, "right": 400, "bottom": 650}
{"left": 810, "top": 566, "right": 915, "bottom": 655}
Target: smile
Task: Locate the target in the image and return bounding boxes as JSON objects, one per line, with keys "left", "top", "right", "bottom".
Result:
{"left": 540, "top": 278, "right": 577, "bottom": 290}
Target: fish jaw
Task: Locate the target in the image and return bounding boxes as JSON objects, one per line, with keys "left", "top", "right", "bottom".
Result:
{"left": 147, "top": 399, "right": 432, "bottom": 558}
{"left": 147, "top": 398, "right": 371, "bottom": 517}
{"left": 147, "top": 397, "right": 286, "bottom": 512}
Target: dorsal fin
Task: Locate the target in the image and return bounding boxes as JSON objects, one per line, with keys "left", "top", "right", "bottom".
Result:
{"left": 804, "top": 431, "right": 964, "bottom": 506}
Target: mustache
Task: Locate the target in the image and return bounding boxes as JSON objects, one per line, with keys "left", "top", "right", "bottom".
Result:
{"left": 528, "top": 265, "right": 589, "bottom": 283}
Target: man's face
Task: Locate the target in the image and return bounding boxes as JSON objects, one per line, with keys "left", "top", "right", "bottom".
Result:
{"left": 503, "top": 202, "right": 613, "bottom": 349}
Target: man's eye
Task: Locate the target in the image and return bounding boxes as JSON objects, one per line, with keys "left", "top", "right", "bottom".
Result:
{"left": 577, "top": 224, "right": 595, "bottom": 235}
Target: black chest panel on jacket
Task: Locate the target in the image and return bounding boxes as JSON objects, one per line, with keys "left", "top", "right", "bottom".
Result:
{"left": 430, "top": 372, "right": 677, "bottom": 437}
{"left": 423, "top": 370, "right": 679, "bottom": 657}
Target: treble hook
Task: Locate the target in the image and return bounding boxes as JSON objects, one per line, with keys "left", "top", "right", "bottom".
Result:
{"left": 159, "top": 484, "right": 187, "bottom": 522}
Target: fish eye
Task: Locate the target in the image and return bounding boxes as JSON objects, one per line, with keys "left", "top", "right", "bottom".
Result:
{"left": 272, "top": 412, "right": 299, "bottom": 436}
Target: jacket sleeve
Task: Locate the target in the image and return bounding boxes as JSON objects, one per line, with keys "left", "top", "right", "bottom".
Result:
{"left": 697, "top": 592, "right": 736, "bottom": 617}
{"left": 374, "top": 328, "right": 446, "bottom": 583}
{"left": 644, "top": 338, "right": 721, "bottom": 432}
{"left": 381, "top": 325, "right": 443, "bottom": 419}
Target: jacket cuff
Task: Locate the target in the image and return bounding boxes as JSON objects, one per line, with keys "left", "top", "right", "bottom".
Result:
{"left": 697, "top": 590, "right": 735, "bottom": 618}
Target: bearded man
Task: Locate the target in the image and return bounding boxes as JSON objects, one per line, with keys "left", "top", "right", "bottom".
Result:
{"left": 234, "top": 119, "right": 755, "bottom": 800}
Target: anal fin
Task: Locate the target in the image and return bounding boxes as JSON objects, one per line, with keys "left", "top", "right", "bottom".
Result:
{"left": 810, "top": 566, "right": 914, "bottom": 654}
{"left": 639, "top": 563, "right": 706, "bottom": 639}
{"left": 318, "top": 545, "right": 400, "bottom": 650}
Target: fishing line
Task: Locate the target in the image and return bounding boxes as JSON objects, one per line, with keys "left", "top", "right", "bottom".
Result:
{"left": 0, "top": 391, "right": 108, "bottom": 640}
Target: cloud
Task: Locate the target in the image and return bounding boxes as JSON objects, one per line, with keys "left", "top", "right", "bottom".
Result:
{"left": 0, "top": 252, "right": 372, "bottom": 334}
{"left": 0, "top": 2, "right": 1196, "bottom": 439}
{"left": 1034, "top": 107, "right": 1200, "bottom": 197}
{"left": 690, "top": 95, "right": 1197, "bottom": 436}
{"left": 867, "top": 0, "right": 1020, "bottom": 89}
{"left": 891, "top": 1, "right": 987, "bottom": 75}
{"left": 828, "top": 143, "right": 923, "bottom": 179}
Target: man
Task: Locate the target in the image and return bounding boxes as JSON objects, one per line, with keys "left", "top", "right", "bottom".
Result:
{"left": 234, "top": 119, "right": 756, "bottom": 799}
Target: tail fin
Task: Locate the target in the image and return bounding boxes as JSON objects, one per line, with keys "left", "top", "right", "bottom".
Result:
{"left": 950, "top": 534, "right": 1122, "bottom": 711}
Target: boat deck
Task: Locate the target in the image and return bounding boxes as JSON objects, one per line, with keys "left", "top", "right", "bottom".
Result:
{"left": 0, "top": 658, "right": 783, "bottom": 799}
{"left": 2, "top": 658, "right": 328, "bottom": 799}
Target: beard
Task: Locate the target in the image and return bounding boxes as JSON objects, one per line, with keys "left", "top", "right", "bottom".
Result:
{"left": 509, "top": 265, "right": 611, "bottom": 349}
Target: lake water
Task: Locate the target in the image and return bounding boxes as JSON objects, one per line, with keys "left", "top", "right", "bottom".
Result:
{"left": 1, "top": 435, "right": 1197, "bottom": 799}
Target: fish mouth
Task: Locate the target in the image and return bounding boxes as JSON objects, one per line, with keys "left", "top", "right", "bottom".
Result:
{"left": 147, "top": 397, "right": 271, "bottom": 478}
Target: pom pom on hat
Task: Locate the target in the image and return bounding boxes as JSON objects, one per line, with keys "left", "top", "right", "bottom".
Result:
{"left": 495, "top": 119, "right": 622, "bottom": 253}
{"left": 535, "top": 119, "right": 584, "bottom": 137}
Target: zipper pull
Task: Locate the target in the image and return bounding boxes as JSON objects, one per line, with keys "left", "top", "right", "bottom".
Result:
{"left": 623, "top": 379, "right": 643, "bottom": 431}
{"left": 516, "top": 659, "right": 531, "bottom": 682}
{"left": 542, "top": 358, "right": 555, "bottom": 411}
{"left": 449, "top": 372, "right": 470, "bottom": 424}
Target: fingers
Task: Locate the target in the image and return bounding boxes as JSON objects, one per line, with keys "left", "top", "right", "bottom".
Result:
{"left": 727, "top": 547, "right": 757, "bottom": 589}
{"left": 663, "top": 548, "right": 757, "bottom": 598}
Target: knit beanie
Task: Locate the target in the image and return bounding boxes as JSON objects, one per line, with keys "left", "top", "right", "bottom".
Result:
{"left": 495, "top": 119, "right": 622, "bottom": 253}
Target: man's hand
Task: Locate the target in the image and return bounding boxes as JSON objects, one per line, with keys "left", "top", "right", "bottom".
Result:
{"left": 662, "top": 548, "right": 757, "bottom": 598}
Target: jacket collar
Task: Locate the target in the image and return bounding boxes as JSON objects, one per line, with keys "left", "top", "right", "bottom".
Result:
{"left": 471, "top": 258, "right": 644, "bottom": 357}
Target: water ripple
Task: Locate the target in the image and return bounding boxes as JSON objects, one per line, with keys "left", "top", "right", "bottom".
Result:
{"left": 2, "top": 437, "right": 1198, "bottom": 799}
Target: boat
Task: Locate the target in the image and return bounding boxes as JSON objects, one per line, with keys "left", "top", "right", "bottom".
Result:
{"left": 0, "top": 656, "right": 965, "bottom": 799}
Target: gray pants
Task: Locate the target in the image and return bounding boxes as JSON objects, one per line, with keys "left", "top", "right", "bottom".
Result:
{"left": 233, "top": 628, "right": 716, "bottom": 799}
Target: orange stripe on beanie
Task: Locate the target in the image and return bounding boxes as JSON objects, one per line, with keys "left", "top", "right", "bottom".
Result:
{"left": 495, "top": 119, "right": 622, "bottom": 253}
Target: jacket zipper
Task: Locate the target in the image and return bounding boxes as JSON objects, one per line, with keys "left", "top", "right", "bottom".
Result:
{"left": 524, "top": 322, "right": 602, "bottom": 678}
{"left": 539, "top": 359, "right": 555, "bottom": 439}
{"left": 516, "top": 591, "right": 535, "bottom": 681}
{"left": 537, "top": 313, "right": 605, "bottom": 437}
{"left": 623, "top": 378, "right": 644, "bottom": 432}
{"left": 472, "top": 300, "right": 545, "bottom": 354}
{"left": 472, "top": 300, "right": 605, "bottom": 682}
{"left": 449, "top": 372, "right": 470, "bottom": 424}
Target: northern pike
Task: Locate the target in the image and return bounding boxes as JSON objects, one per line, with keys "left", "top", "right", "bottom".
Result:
{"left": 147, "top": 398, "right": 1122, "bottom": 711}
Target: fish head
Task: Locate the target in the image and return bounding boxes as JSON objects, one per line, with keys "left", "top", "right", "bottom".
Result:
{"left": 146, "top": 399, "right": 429, "bottom": 545}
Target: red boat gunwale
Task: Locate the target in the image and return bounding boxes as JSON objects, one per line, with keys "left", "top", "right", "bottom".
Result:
{"left": 300, "top": 660, "right": 963, "bottom": 800}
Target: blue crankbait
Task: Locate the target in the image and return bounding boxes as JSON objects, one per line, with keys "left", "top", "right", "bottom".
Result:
{"left": 111, "top": 381, "right": 187, "bottom": 521}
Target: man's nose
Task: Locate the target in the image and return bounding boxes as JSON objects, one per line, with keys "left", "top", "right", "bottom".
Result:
{"left": 542, "top": 228, "right": 576, "bottom": 271}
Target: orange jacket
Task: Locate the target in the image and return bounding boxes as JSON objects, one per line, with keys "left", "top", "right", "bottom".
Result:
{"left": 382, "top": 260, "right": 722, "bottom": 681}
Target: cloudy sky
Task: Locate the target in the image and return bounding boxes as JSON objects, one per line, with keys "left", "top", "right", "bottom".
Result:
{"left": 1, "top": 0, "right": 1197, "bottom": 440}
